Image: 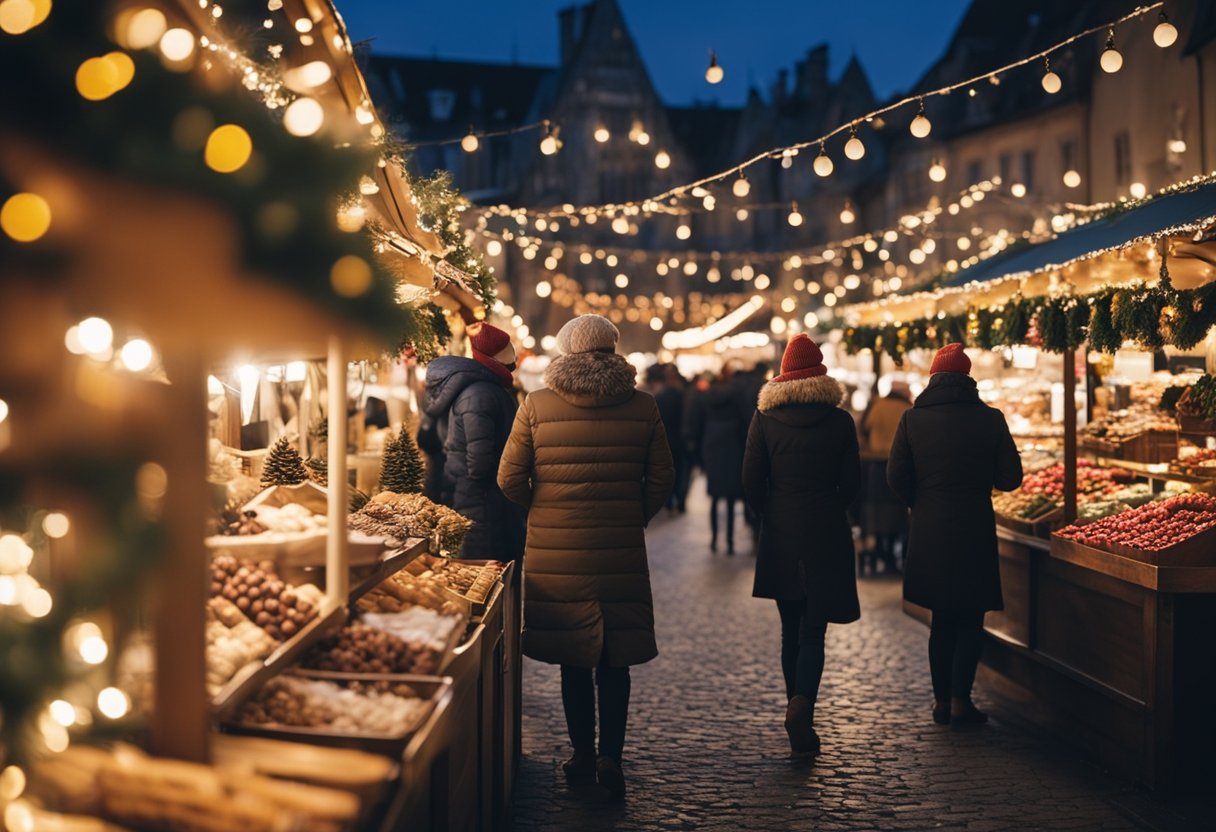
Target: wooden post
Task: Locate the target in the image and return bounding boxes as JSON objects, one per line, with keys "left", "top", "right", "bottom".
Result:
{"left": 152, "top": 353, "right": 209, "bottom": 762}
{"left": 1063, "top": 348, "right": 1078, "bottom": 523}
{"left": 326, "top": 337, "right": 349, "bottom": 604}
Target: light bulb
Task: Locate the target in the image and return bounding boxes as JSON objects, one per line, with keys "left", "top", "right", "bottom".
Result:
{"left": 535, "top": 280, "right": 552, "bottom": 298}
{"left": 732, "top": 175, "right": 750, "bottom": 198}
{"left": 705, "top": 50, "right": 723, "bottom": 84}
{"left": 844, "top": 130, "right": 865, "bottom": 161}
{"left": 540, "top": 134, "right": 558, "bottom": 155}
{"left": 594, "top": 123, "right": 610, "bottom": 143}
{"left": 787, "top": 203, "right": 803, "bottom": 227}
{"left": 615, "top": 273, "right": 629, "bottom": 288}
{"left": 909, "top": 100, "right": 931, "bottom": 138}
{"left": 1063, "top": 169, "right": 1082, "bottom": 188}
{"left": 611, "top": 216, "right": 629, "bottom": 234}
{"left": 120, "top": 339, "right": 154, "bottom": 372}
{"left": 460, "top": 130, "right": 479, "bottom": 153}
{"left": 839, "top": 203, "right": 855, "bottom": 224}
{"left": 636, "top": 131, "right": 650, "bottom": 146}
{"left": 1100, "top": 30, "right": 1122, "bottom": 73}
{"left": 283, "top": 97, "right": 324, "bottom": 136}
{"left": 1129, "top": 181, "right": 1147, "bottom": 199}
{"left": 1153, "top": 13, "right": 1177, "bottom": 48}
{"left": 1041, "top": 59, "right": 1061, "bottom": 94}
{"left": 735, "top": 208, "right": 749, "bottom": 221}
{"left": 928, "top": 160, "right": 947, "bottom": 182}
{"left": 676, "top": 223, "right": 692, "bottom": 240}
{"left": 159, "top": 28, "right": 195, "bottom": 62}
{"left": 811, "top": 143, "right": 833, "bottom": 176}
{"left": 654, "top": 149, "right": 671, "bottom": 169}
{"left": 1010, "top": 182, "right": 1027, "bottom": 198}
{"left": 77, "top": 317, "right": 113, "bottom": 355}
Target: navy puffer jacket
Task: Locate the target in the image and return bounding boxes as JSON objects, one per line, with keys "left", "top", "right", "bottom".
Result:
{"left": 424, "top": 356, "right": 524, "bottom": 560}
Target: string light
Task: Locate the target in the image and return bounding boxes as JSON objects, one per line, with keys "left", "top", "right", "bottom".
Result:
{"left": 839, "top": 201, "right": 856, "bottom": 225}
{"left": 1100, "top": 28, "right": 1123, "bottom": 73}
{"left": 159, "top": 28, "right": 195, "bottom": 62}
{"left": 1153, "top": 11, "right": 1177, "bottom": 48}
{"left": 539, "top": 121, "right": 561, "bottom": 155}
{"left": 1129, "top": 181, "right": 1147, "bottom": 199}
{"left": 594, "top": 122, "right": 610, "bottom": 143}
{"left": 676, "top": 222, "right": 692, "bottom": 240}
{"left": 1010, "top": 182, "right": 1027, "bottom": 197}
{"left": 813, "top": 142, "right": 834, "bottom": 177}
{"left": 120, "top": 339, "right": 154, "bottom": 372}
{"left": 705, "top": 49, "right": 724, "bottom": 84}
{"left": 732, "top": 173, "right": 751, "bottom": 198}
{"left": 1063, "top": 169, "right": 1082, "bottom": 188}
{"left": 909, "top": 98, "right": 931, "bottom": 138}
{"left": 283, "top": 96, "right": 324, "bottom": 136}
{"left": 787, "top": 202, "right": 803, "bottom": 227}
{"left": 654, "top": 149, "right": 671, "bottom": 169}
{"left": 844, "top": 126, "right": 865, "bottom": 161}
{"left": 611, "top": 215, "right": 629, "bottom": 234}
{"left": 1, "top": 192, "right": 52, "bottom": 242}
{"left": 460, "top": 128, "right": 479, "bottom": 153}
{"left": 928, "top": 159, "right": 947, "bottom": 182}
{"left": 1041, "top": 57, "right": 1061, "bottom": 93}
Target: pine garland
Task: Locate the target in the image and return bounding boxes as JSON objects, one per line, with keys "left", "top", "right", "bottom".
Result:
{"left": 410, "top": 170, "right": 497, "bottom": 308}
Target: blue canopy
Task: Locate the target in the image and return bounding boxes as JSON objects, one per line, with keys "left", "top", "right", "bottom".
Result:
{"left": 942, "top": 180, "right": 1216, "bottom": 288}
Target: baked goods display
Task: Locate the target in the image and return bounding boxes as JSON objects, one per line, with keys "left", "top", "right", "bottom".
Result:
{"left": 209, "top": 555, "right": 323, "bottom": 642}
{"left": 348, "top": 492, "right": 472, "bottom": 554}
{"left": 210, "top": 502, "right": 326, "bottom": 538}
{"left": 301, "top": 621, "right": 444, "bottom": 675}
{"left": 404, "top": 554, "right": 503, "bottom": 604}
{"left": 232, "top": 675, "right": 430, "bottom": 737}
{"left": 356, "top": 570, "right": 464, "bottom": 615}
{"left": 361, "top": 609, "right": 463, "bottom": 655}
{"left": 205, "top": 597, "right": 277, "bottom": 696}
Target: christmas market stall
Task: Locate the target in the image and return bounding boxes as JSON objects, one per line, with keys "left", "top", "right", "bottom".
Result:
{"left": 836, "top": 177, "right": 1216, "bottom": 793}
{"left": 0, "top": 1, "right": 515, "bottom": 829}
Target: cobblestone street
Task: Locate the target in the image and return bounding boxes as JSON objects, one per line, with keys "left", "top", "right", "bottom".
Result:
{"left": 510, "top": 485, "right": 1207, "bottom": 832}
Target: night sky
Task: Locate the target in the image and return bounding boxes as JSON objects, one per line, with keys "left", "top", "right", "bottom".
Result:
{"left": 337, "top": 0, "right": 974, "bottom": 106}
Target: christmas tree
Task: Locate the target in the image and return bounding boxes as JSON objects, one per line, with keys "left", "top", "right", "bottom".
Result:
{"left": 379, "top": 428, "right": 425, "bottom": 494}
{"left": 261, "top": 435, "right": 309, "bottom": 488}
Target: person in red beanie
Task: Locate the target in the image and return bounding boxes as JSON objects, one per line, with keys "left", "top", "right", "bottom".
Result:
{"left": 423, "top": 322, "right": 525, "bottom": 560}
{"left": 886, "top": 343, "right": 1022, "bottom": 728}
{"left": 741, "top": 334, "right": 860, "bottom": 757}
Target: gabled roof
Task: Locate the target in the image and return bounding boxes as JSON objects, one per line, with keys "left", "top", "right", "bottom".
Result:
{"left": 361, "top": 54, "right": 553, "bottom": 140}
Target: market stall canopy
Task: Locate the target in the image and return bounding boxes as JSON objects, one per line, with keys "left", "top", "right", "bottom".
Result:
{"left": 845, "top": 179, "right": 1216, "bottom": 326}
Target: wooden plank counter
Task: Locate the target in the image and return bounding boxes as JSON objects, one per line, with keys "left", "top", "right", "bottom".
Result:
{"left": 955, "top": 526, "right": 1216, "bottom": 794}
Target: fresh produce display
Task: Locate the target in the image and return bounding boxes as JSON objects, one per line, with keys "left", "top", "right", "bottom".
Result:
{"left": 233, "top": 675, "right": 430, "bottom": 737}
{"left": 209, "top": 555, "right": 323, "bottom": 641}
{"left": 1017, "top": 445, "right": 1061, "bottom": 473}
{"left": 348, "top": 491, "right": 473, "bottom": 553}
{"left": 1176, "top": 374, "right": 1216, "bottom": 420}
{"left": 1108, "top": 483, "right": 1154, "bottom": 507}
{"left": 205, "top": 597, "right": 277, "bottom": 696}
{"left": 1076, "top": 500, "right": 1129, "bottom": 524}
{"left": 992, "top": 490, "right": 1058, "bottom": 521}
{"left": 1082, "top": 402, "right": 1175, "bottom": 441}
{"left": 1055, "top": 493, "right": 1216, "bottom": 553}
{"left": 301, "top": 620, "right": 443, "bottom": 675}
{"left": 1170, "top": 448, "right": 1216, "bottom": 477}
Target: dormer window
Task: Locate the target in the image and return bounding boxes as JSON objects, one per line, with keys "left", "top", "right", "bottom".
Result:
{"left": 427, "top": 89, "right": 456, "bottom": 121}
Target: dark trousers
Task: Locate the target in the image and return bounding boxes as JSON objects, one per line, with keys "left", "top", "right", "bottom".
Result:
{"left": 668, "top": 453, "right": 690, "bottom": 511}
{"left": 560, "top": 657, "right": 631, "bottom": 763}
{"left": 775, "top": 600, "right": 828, "bottom": 707}
{"left": 709, "top": 497, "right": 736, "bottom": 547}
{"left": 928, "top": 609, "right": 985, "bottom": 701}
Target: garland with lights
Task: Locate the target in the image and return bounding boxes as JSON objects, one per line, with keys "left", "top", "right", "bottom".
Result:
{"left": 408, "top": 169, "right": 496, "bottom": 308}
{"left": 0, "top": 452, "right": 164, "bottom": 768}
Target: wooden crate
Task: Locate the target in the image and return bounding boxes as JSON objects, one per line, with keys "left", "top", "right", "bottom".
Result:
{"left": 1080, "top": 430, "right": 1178, "bottom": 464}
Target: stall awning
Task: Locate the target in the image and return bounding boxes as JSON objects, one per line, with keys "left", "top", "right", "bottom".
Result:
{"left": 943, "top": 180, "right": 1216, "bottom": 288}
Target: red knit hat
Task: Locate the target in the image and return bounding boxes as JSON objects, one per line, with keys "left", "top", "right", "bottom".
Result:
{"left": 930, "top": 342, "right": 972, "bottom": 375}
{"left": 468, "top": 322, "right": 515, "bottom": 385}
{"left": 772, "top": 334, "right": 828, "bottom": 383}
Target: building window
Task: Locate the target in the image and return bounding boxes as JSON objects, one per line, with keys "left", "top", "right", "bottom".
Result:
{"left": 966, "top": 159, "right": 983, "bottom": 185}
{"left": 999, "top": 153, "right": 1012, "bottom": 184}
{"left": 1114, "top": 130, "right": 1132, "bottom": 185}
{"left": 1020, "top": 150, "right": 1036, "bottom": 191}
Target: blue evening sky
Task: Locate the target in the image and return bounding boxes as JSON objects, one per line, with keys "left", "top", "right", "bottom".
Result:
{"left": 337, "top": 0, "right": 974, "bottom": 106}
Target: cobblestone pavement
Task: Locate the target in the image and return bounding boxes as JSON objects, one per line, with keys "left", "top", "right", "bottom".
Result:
{"left": 510, "top": 486, "right": 1208, "bottom": 832}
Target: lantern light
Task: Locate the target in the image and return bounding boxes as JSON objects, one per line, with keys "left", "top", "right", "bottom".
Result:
{"left": 1153, "top": 12, "right": 1177, "bottom": 48}
{"left": 705, "top": 50, "right": 724, "bottom": 84}
{"left": 1063, "top": 169, "right": 1082, "bottom": 188}
{"left": 787, "top": 202, "right": 803, "bottom": 227}
{"left": 928, "top": 159, "right": 947, "bottom": 182}
{"left": 813, "top": 143, "right": 834, "bottom": 177}
{"left": 460, "top": 128, "right": 479, "bottom": 153}
{"left": 844, "top": 127, "right": 865, "bottom": 161}
{"left": 1100, "top": 28, "right": 1123, "bottom": 73}
{"left": 909, "top": 99, "right": 932, "bottom": 138}
{"left": 654, "top": 149, "right": 671, "bottom": 169}
{"left": 732, "top": 174, "right": 750, "bottom": 198}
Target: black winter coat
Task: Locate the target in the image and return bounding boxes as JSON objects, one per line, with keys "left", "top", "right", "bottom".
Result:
{"left": 691, "top": 383, "right": 746, "bottom": 499}
{"left": 742, "top": 375, "right": 861, "bottom": 622}
{"left": 886, "top": 372, "right": 1023, "bottom": 612}
{"left": 424, "top": 356, "right": 525, "bottom": 560}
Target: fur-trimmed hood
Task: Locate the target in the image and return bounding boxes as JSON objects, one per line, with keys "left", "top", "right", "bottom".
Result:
{"left": 543, "top": 351, "right": 638, "bottom": 407}
{"left": 757, "top": 375, "right": 845, "bottom": 413}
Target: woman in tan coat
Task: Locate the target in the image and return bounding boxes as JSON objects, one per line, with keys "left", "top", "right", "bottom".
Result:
{"left": 498, "top": 315, "right": 673, "bottom": 800}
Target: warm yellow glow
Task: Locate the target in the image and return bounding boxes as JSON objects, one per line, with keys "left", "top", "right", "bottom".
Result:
{"left": 0, "top": 765, "right": 26, "bottom": 802}
{"left": 839, "top": 204, "right": 855, "bottom": 224}
{"left": 1063, "top": 169, "right": 1082, "bottom": 188}
{"left": 735, "top": 208, "right": 748, "bottom": 221}
{"left": 650, "top": 317, "right": 663, "bottom": 331}
{"left": 654, "top": 149, "right": 671, "bottom": 169}
{"left": 636, "top": 131, "right": 650, "bottom": 146}
{"left": 42, "top": 512, "right": 70, "bottom": 539}
{"left": 813, "top": 151, "right": 834, "bottom": 177}
{"left": 754, "top": 274, "right": 770, "bottom": 290}
{"left": 97, "top": 687, "right": 130, "bottom": 719}
{"left": 486, "top": 239, "right": 503, "bottom": 257}
{"left": 1154, "top": 17, "right": 1178, "bottom": 48}
{"left": 1010, "top": 182, "right": 1027, "bottom": 197}
{"left": 1100, "top": 45, "right": 1122, "bottom": 73}
{"left": 294, "top": 17, "right": 313, "bottom": 32}
{"left": 593, "top": 124, "right": 610, "bottom": 143}
{"left": 1168, "top": 138, "right": 1187, "bottom": 154}
{"left": 535, "top": 280, "right": 552, "bottom": 298}
{"left": 120, "top": 338, "right": 154, "bottom": 371}
{"left": 844, "top": 134, "right": 865, "bottom": 161}
{"left": 283, "top": 97, "right": 324, "bottom": 136}
{"left": 781, "top": 297, "right": 797, "bottom": 313}
{"left": 22, "top": 587, "right": 52, "bottom": 618}
{"left": 611, "top": 216, "right": 629, "bottom": 234}
{"left": 843, "top": 273, "right": 861, "bottom": 290}
{"left": 0, "top": 534, "right": 32, "bottom": 572}
{"left": 675, "top": 223, "right": 691, "bottom": 240}
{"left": 0, "top": 0, "right": 33, "bottom": 35}
{"left": 159, "top": 27, "right": 195, "bottom": 62}
{"left": 121, "top": 8, "right": 166, "bottom": 49}
{"left": 77, "top": 317, "right": 113, "bottom": 355}
{"left": 615, "top": 273, "right": 629, "bottom": 288}
{"left": 461, "top": 131, "right": 479, "bottom": 153}
{"left": 770, "top": 317, "right": 787, "bottom": 335}
{"left": 705, "top": 50, "right": 724, "bottom": 84}
{"left": 1, "top": 193, "right": 52, "bottom": 242}
{"left": 957, "top": 236, "right": 972, "bottom": 250}
{"left": 204, "top": 124, "right": 252, "bottom": 173}
{"left": 910, "top": 113, "right": 931, "bottom": 139}
{"left": 75, "top": 57, "right": 116, "bottom": 101}
{"left": 283, "top": 60, "right": 332, "bottom": 89}
{"left": 732, "top": 175, "right": 750, "bottom": 198}
{"left": 1041, "top": 70, "right": 1061, "bottom": 94}
{"left": 540, "top": 134, "right": 559, "bottom": 155}
{"left": 79, "top": 632, "right": 109, "bottom": 664}
{"left": 787, "top": 205, "right": 803, "bottom": 227}
{"left": 1129, "top": 181, "right": 1147, "bottom": 199}
{"left": 330, "top": 255, "right": 372, "bottom": 297}
{"left": 0, "top": 398, "right": 7, "bottom": 424}
{"left": 928, "top": 160, "right": 947, "bottom": 182}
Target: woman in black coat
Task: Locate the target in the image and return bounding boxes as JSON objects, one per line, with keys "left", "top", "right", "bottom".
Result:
{"left": 690, "top": 370, "right": 747, "bottom": 553}
{"left": 742, "top": 335, "right": 860, "bottom": 756}
{"left": 886, "top": 343, "right": 1022, "bottom": 727}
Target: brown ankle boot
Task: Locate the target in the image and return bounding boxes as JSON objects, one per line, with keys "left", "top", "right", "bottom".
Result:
{"left": 784, "top": 696, "right": 820, "bottom": 756}
{"left": 562, "top": 748, "right": 596, "bottom": 785}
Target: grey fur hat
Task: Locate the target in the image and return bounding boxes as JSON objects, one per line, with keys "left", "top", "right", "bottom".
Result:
{"left": 555, "top": 314, "right": 619, "bottom": 355}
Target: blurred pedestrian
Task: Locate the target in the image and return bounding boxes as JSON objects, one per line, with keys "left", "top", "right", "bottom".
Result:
{"left": 859, "top": 380, "right": 913, "bottom": 573}
{"left": 647, "top": 363, "right": 687, "bottom": 513}
{"left": 498, "top": 315, "right": 673, "bottom": 800}
{"left": 424, "top": 322, "right": 526, "bottom": 561}
{"left": 689, "top": 366, "right": 747, "bottom": 553}
{"left": 886, "top": 343, "right": 1022, "bottom": 728}
{"left": 733, "top": 361, "right": 770, "bottom": 543}
{"left": 742, "top": 335, "right": 860, "bottom": 757}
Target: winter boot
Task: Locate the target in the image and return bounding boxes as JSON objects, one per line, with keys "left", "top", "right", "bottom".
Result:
{"left": 784, "top": 695, "right": 820, "bottom": 756}
{"left": 561, "top": 748, "right": 597, "bottom": 785}
{"left": 595, "top": 755, "right": 626, "bottom": 800}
